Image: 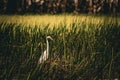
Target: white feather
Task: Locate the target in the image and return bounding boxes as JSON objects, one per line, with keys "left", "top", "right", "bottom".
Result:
{"left": 38, "top": 50, "right": 48, "bottom": 64}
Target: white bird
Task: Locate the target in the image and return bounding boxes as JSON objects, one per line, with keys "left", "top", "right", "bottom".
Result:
{"left": 38, "top": 36, "right": 53, "bottom": 64}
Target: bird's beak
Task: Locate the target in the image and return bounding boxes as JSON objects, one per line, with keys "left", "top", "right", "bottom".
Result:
{"left": 50, "top": 37, "right": 53, "bottom": 40}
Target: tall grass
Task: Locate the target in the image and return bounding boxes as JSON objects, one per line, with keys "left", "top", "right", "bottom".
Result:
{"left": 0, "top": 15, "right": 120, "bottom": 80}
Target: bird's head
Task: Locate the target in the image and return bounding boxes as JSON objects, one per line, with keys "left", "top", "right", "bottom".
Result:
{"left": 46, "top": 36, "right": 53, "bottom": 41}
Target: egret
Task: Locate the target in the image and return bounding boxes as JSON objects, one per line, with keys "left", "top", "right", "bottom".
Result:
{"left": 38, "top": 36, "right": 53, "bottom": 64}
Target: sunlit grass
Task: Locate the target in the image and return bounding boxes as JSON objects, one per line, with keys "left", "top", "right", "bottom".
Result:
{"left": 0, "top": 14, "right": 119, "bottom": 29}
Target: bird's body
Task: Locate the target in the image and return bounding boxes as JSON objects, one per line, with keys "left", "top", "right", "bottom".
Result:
{"left": 38, "top": 36, "right": 53, "bottom": 64}
{"left": 38, "top": 50, "right": 48, "bottom": 64}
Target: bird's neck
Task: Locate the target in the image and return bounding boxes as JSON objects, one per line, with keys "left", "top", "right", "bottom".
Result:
{"left": 46, "top": 39, "right": 49, "bottom": 54}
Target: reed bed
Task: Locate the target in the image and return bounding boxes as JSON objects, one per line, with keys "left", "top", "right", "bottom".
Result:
{"left": 0, "top": 15, "right": 120, "bottom": 80}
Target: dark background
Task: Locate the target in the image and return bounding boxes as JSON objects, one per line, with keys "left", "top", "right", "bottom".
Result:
{"left": 0, "top": 0, "right": 119, "bottom": 14}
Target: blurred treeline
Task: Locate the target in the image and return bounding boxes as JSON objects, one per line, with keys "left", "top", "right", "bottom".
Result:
{"left": 0, "top": 0, "right": 119, "bottom": 14}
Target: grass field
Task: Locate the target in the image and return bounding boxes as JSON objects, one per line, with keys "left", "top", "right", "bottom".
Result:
{"left": 0, "top": 14, "right": 120, "bottom": 80}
